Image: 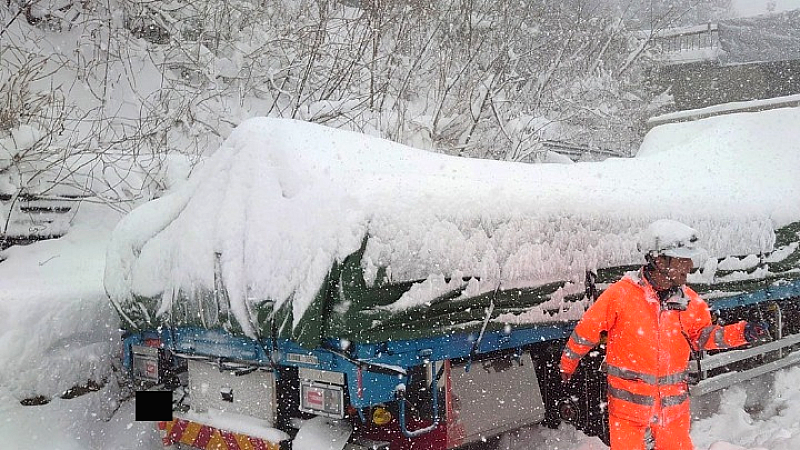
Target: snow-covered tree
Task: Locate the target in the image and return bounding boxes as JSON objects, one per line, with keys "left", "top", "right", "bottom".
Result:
{"left": 1, "top": 0, "right": 692, "bottom": 227}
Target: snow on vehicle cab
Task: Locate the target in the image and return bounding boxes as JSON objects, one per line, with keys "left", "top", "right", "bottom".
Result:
{"left": 106, "top": 110, "right": 800, "bottom": 450}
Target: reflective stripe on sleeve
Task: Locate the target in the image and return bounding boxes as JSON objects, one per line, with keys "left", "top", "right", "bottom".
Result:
{"left": 714, "top": 328, "right": 731, "bottom": 349}
{"left": 562, "top": 346, "right": 583, "bottom": 361}
{"left": 608, "top": 385, "right": 655, "bottom": 406}
{"left": 570, "top": 331, "right": 598, "bottom": 348}
{"left": 698, "top": 325, "right": 716, "bottom": 348}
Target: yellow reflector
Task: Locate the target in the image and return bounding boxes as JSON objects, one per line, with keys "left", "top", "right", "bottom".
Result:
{"left": 372, "top": 406, "right": 392, "bottom": 426}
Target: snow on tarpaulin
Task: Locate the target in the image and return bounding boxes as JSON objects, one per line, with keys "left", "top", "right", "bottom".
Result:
{"left": 105, "top": 109, "right": 800, "bottom": 344}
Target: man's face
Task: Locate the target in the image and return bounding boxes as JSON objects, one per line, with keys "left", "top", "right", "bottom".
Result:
{"left": 651, "top": 255, "right": 693, "bottom": 289}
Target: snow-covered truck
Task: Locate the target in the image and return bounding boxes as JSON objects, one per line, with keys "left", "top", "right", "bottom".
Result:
{"left": 106, "top": 110, "right": 800, "bottom": 450}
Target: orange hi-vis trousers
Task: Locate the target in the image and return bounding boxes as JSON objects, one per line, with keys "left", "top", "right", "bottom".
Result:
{"left": 609, "top": 412, "right": 693, "bottom": 450}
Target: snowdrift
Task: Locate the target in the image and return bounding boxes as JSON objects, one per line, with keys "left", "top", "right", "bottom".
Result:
{"left": 105, "top": 111, "right": 800, "bottom": 347}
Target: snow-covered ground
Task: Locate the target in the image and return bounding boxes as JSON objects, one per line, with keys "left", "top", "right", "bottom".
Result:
{"left": 2, "top": 106, "right": 800, "bottom": 448}
{"left": 2, "top": 361, "right": 800, "bottom": 450}
{"left": 501, "top": 367, "right": 800, "bottom": 450}
{"left": 0, "top": 385, "right": 160, "bottom": 450}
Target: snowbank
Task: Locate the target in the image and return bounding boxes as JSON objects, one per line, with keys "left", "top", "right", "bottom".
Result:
{"left": 105, "top": 110, "right": 800, "bottom": 337}
{"left": 0, "top": 385, "right": 160, "bottom": 450}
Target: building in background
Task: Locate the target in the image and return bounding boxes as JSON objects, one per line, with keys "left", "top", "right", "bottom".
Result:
{"left": 652, "top": 10, "right": 800, "bottom": 110}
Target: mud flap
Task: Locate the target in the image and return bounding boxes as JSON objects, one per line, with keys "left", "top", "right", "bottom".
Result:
{"left": 293, "top": 416, "right": 353, "bottom": 450}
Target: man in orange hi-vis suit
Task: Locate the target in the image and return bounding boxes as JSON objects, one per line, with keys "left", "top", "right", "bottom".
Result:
{"left": 560, "top": 219, "right": 771, "bottom": 450}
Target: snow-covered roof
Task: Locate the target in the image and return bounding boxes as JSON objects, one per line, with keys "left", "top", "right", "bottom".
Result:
{"left": 104, "top": 109, "right": 800, "bottom": 339}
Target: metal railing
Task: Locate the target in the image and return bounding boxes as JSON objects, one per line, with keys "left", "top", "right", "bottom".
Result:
{"left": 689, "top": 332, "right": 800, "bottom": 397}
{"left": 654, "top": 23, "right": 719, "bottom": 53}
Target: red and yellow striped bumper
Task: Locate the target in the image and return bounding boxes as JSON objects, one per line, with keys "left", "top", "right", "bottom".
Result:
{"left": 158, "top": 417, "right": 282, "bottom": 450}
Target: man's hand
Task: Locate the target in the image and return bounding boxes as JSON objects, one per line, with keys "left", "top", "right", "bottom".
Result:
{"left": 744, "top": 321, "right": 771, "bottom": 343}
{"left": 560, "top": 370, "right": 573, "bottom": 383}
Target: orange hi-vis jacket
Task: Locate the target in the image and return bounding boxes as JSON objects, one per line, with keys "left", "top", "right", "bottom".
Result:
{"left": 560, "top": 272, "right": 748, "bottom": 426}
